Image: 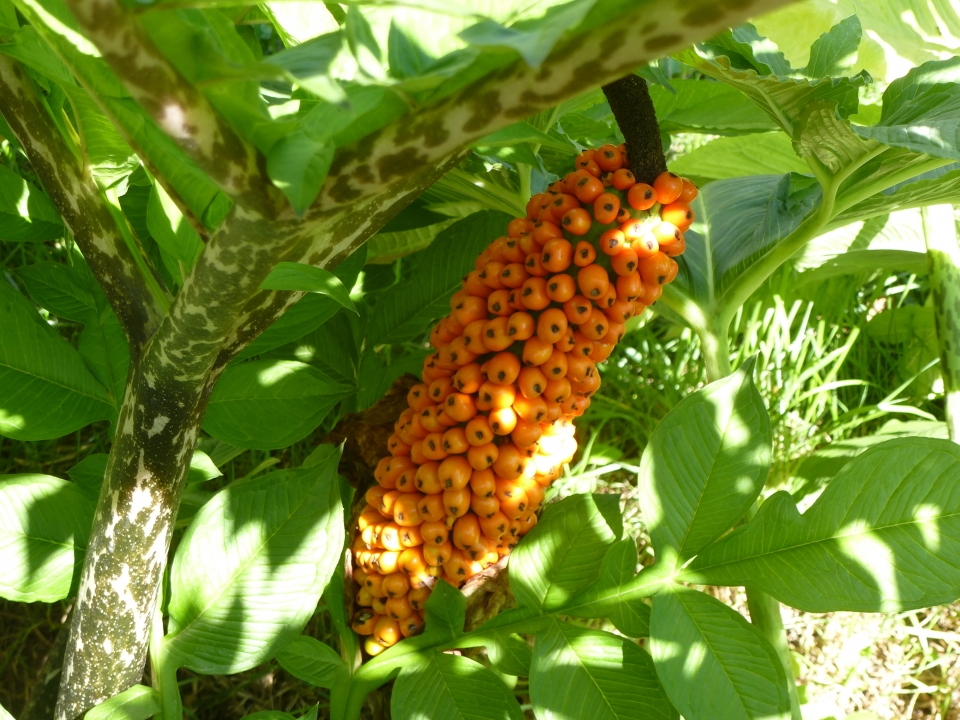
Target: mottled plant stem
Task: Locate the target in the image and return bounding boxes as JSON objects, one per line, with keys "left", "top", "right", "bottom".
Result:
{"left": 0, "top": 55, "right": 165, "bottom": 348}
{"left": 922, "top": 204, "right": 960, "bottom": 442}
{"left": 602, "top": 75, "right": 667, "bottom": 184}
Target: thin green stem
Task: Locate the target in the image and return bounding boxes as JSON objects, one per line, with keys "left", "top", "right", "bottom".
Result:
{"left": 922, "top": 204, "right": 960, "bottom": 443}
{"left": 150, "top": 610, "right": 182, "bottom": 720}
{"left": 517, "top": 162, "right": 532, "bottom": 207}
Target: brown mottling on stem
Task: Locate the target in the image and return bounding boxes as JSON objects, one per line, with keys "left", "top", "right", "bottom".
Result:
{"left": 377, "top": 147, "right": 428, "bottom": 183}
{"left": 683, "top": 5, "right": 725, "bottom": 26}
{"left": 353, "top": 164, "right": 375, "bottom": 184}
{"left": 600, "top": 27, "right": 628, "bottom": 57}
{"left": 645, "top": 33, "right": 684, "bottom": 51}
{"left": 462, "top": 90, "right": 503, "bottom": 133}
{"left": 641, "top": 21, "right": 658, "bottom": 34}
{"left": 329, "top": 175, "right": 363, "bottom": 203}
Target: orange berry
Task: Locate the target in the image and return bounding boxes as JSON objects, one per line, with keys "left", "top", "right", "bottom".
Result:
{"left": 507, "top": 311, "right": 535, "bottom": 341}
{"left": 550, "top": 193, "right": 581, "bottom": 222}
{"left": 573, "top": 172, "right": 604, "bottom": 203}
{"left": 574, "top": 240, "right": 597, "bottom": 267}
{"left": 563, "top": 295, "right": 593, "bottom": 325}
{"left": 522, "top": 337, "right": 554, "bottom": 366}
{"left": 639, "top": 251, "right": 672, "bottom": 287}
{"left": 438, "top": 456, "right": 472, "bottom": 490}
{"left": 467, "top": 442, "right": 498, "bottom": 471}
{"left": 678, "top": 177, "right": 698, "bottom": 203}
{"left": 419, "top": 494, "right": 446, "bottom": 523}
{"left": 599, "top": 229, "right": 625, "bottom": 255}
{"left": 593, "top": 192, "right": 620, "bottom": 224}
{"left": 541, "top": 238, "right": 573, "bottom": 273}
{"left": 595, "top": 144, "right": 623, "bottom": 172}
{"left": 661, "top": 202, "right": 694, "bottom": 232}
{"left": 653, "top": 171, "right": 683, "bottom": 205}
{"left": 465, "top": 415, "right": 494, "bottom": 446}
{"left": 611, "top": 247, "right": 639, "bottom": 276}
{"left": 500, "top": 262, "right": 529, "bottom": 288}
{"left": 577, "top": 264, "right": 609, "bottom": 299}
{"left": 489, "top": 406, "right": 518, "bottom": 435}
{"left": 562, "top": 208, "right": 592, "bottom": 236}
{"left": 616, "top": 272, "right": 643, "bottom": 301}
{"left": 520, "top": 277, "right": 551, "bottom": 311}
{"left": 485, "top": 352, "right": 521, "bottom": 385}
{"left": 627, "top": 182, "right": 656, "bottom": 211}
{"left": 546, "top": 274, "right": 576, "bottom": 303}
{"left": 518, "top": 365, "right": 549, "bottom": 398}
{"left": 611, "top": 168, "right": 636, "bottom": 191}
{"left": 513, "top": 394, "right": 548, "bottom": 424}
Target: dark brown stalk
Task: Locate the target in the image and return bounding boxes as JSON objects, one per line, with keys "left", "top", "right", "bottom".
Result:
{"left": 602, "top": 75, "right": 667, "bottom": 184}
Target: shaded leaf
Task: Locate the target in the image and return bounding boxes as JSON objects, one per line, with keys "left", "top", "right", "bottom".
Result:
{"left": 203, "top": 359, "right": 353, "bottom": 450}
{"left": 650, "top": 80, "right": 777, "bottom": 135}
{"left": 0, "top": 283, "right": 112, "bottom": 440}
{"left": 365, "top": 210, "right": 510, "bottom": 345}
{"left": 669, "top": 133, "right": 807, "bottom": 184}
{"left": 392, "top": 652, "right": 523, "bottom": 720}
{"left": 276, "top": 636, "right": 347, "bottom": 689}
{"left": 530, "top": 620, "right": 676, "bottom": 720}
{"left": 801, "top": 15, "right": 862, "bottom": 79}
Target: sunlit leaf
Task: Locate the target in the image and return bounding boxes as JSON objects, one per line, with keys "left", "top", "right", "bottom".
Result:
{"left": 0, "top": 163, "right": 63, "bottom": 242}
{"left": 84, "top": 684, "right": 160, "bottom": 720}
{"left": 801, "top": 15, "right": 862, "bottom": 79}
{"left": 651, "top": 588, "right": 791, "bottom": 720}
{"left": 639, "top": 359, "right": 770, "bottom": 565}
{"left": 260, "top": 263, "right": 356, "bottom": 313}
{"left": 0, "top": 474, "right": 94, "bottom": 602}
{"left": 686, "top": 438, "right": 960, "bottom": 612}
{"left": 165, "top": 450, "right": 345, "bottom": 673}
{"left": 669, "top": 133, "right": 807, "bottom": 184}
{"left": 510, "top": 494, "right": 621, "bottom": 612}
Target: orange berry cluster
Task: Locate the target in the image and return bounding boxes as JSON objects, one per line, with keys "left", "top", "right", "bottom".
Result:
{"left": 350, "top": 144, "right": 696, "bottom": 656}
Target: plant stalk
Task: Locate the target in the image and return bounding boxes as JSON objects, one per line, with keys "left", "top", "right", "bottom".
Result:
{"left": 922, "top": 204, "right": 960, "bottom": 443}
{"left": 150, "top": 608, "right": 182, "bottom": 720}
{"left": 701, "top": 330, "right": 802, "bottom": 720}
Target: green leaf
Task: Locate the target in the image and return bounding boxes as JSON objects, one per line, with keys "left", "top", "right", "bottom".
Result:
{"left": 0, "top": 163, "right": 63, "bottom": 242}
{"left": 392, "top": 651, "right": 523, "bottom": 720}
{"left": 650, "top": 80, "right": 778, "bottom": 135}
{"left": 165, "top": 450, "right": 345, "bottom": 673}
{"left": 260, "top": 263, "right": 357, "bottom": 314}
{"left": 473, "top": 121, "right": 572, "bottom": 154}
{"left": 186, "top": 450, "right": 222, "bottom": 484}
{"left": 266, "top": 133, "right": 334, "bottom": 216}
{"left": 801, "top": 15, "right": 862, "bottom": 79}
{"left": 277, "top": 310, "right": 358, "bottom": 385}
{"left": 238, "top": 245, "right": 366, "bottom": 361}
{"left": 16, "top": 261, "right": 98, "bottom": 321}
{"left": 795, "top": 210, "right": 928, "bottom": 278}
{"left": 639, "top": 359, "right": 771, "bottom": 566}
{"left": 678, "top": 45, "right": 869, "bottom": 137}
{"left": 0, "top": 25, "right": 73, "bottom": 86}
{"left": 366, "top": 210, "right": 511, "bottom": 345}
{"left": 61, "top": 84, "right": 138, "bottom": 188}
{"left": 670, "top": 174, "right": 821, "bottom": 311}
{"left": 67, "top": 453, "right": 109, "bottom": 500}
{"left": 355, "top": 347, "right": 430, "bottom": 410}
{"left": 793, "top": 101, "right": 881, "bottom": 175}
{"left": 854, "top": 58, "right": 960, "bottom": 160}
{"left": 650, "top": 588, "right": 791, "bottom": 720}
{"left": 669, "top": 133, "right": 808, "bottom": 185}
{"left": 422, "top": 577, "right": 466, "bottom": 642}
{"left": 366, "top": 219, "right": 455, "bottom": 264}
{"left": 276, "top": 636, "right": 347, "bottom": 689}
{"left": 686, "top": 438, "right": 960, "bottom": 612}
{"left": 345, "top": 5, "right": 384, "bottom": 79}
{"left": 530, "top": 620, "right": 676, "bottom": 720}
{"left": 84, "top": 684, "right": 161, "bottom": 720}
{"left": 263, "top": 31, "right": 346, "bottom": 103}
{"left": 458, "top": 0, "right": 594, "bottom": 68}
{"left": 146, "top": 182, "right": 203, "bottom": 285}
{"left": 203, "top": 359, "right": 353, "bottom": 450}
{"left": 510, "top": 494, "right": 621, "bottom": 612}
{"left": 835, "top": 157, "right": 960, "bottom": 224}
{"left": 78, "top": 303, "right": 129, "bottom": 412}
{"left": 700, "top": 23, "right": 791, "bottom": 76}
{"left": 486, "top": 633, "right": 531, "bottom": 677}
{"left": 584, "top": 538, "right": 650, "bottom": 637}
{"left": 0, "top": 474, "right": 94, "bottom": 602}
{"left": 0, "top": 283, "right": 112, "bottom": 439}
